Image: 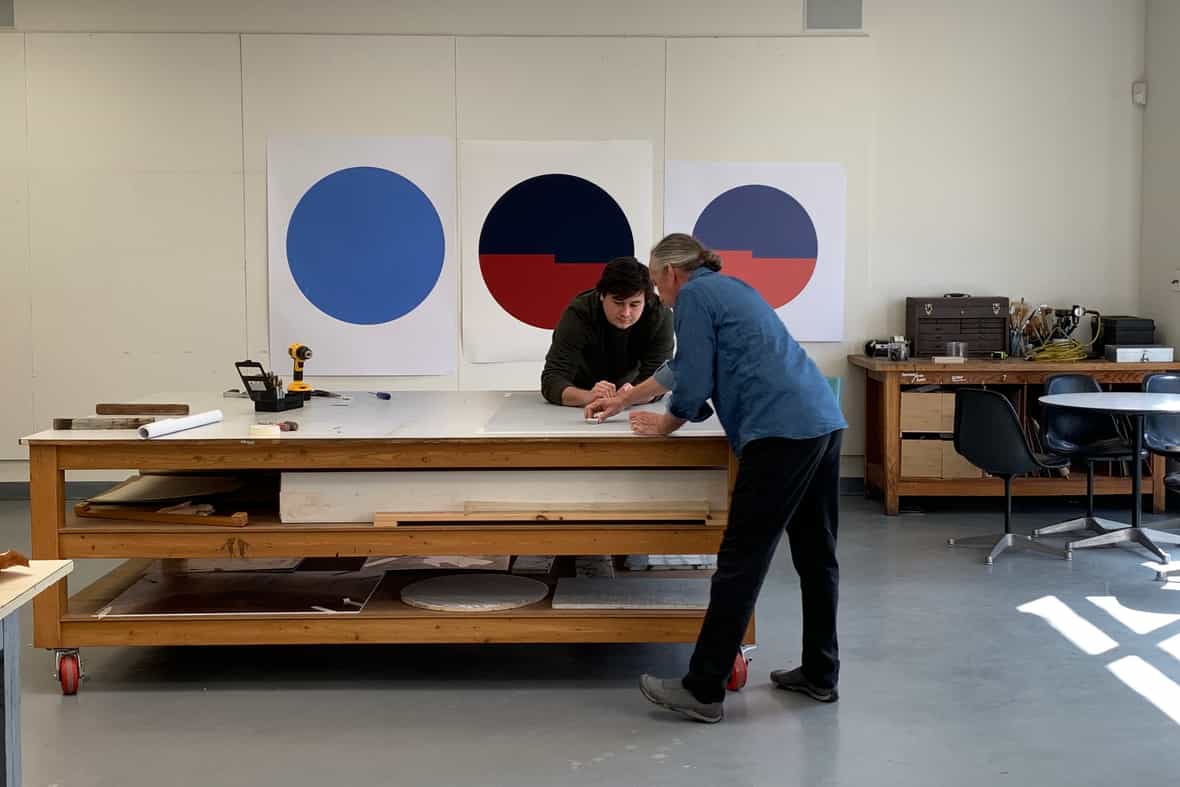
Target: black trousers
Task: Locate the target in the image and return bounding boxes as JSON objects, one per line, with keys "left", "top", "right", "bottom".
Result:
{"left": 682, "top": 430, "right": 843, "bottom": 703}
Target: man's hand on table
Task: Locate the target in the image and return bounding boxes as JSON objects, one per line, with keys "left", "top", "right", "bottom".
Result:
{"left": 585, "top": 395, "right": 626, "bottom": 423}
{"left": 590, "top": 380, "right": 617, "bottom": 399}
{"left": 629, "top": 411, "right": 685, "bottom": 436}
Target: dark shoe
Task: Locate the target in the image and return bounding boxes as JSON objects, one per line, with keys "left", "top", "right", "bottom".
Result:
{"left": 770, "top": 667, "right": 839, "bottom": 703}
{"left": 639, "top": 674, "right": 724, "bottom": 723}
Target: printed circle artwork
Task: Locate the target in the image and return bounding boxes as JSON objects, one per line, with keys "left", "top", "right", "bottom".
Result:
{"left": 692, "top": 184, "right": 819, "bottom": 308}
{"left": 286, "top": 166, "right": 445, "bottom": 325}
{"left": 478, "top": 173, "right": 635, "bottom": 329}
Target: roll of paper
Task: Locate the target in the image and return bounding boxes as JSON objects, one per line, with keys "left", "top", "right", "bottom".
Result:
{"left": 137, "top": 409, "right": 223, "bottom": 440}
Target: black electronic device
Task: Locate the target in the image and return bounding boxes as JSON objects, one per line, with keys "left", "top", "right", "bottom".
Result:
{"left": 234, "top": 360, "right": 305, "bottom": 412}
{"left": 1091, "top": 316, "right": 1155, "bottom": 359}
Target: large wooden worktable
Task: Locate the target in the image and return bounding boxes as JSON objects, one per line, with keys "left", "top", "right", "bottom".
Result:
{"left": 24, "top": 392, "right": 740, "bottom": 658}
{"left": 849, "top": 355, "right": 1180, "bottom": 515}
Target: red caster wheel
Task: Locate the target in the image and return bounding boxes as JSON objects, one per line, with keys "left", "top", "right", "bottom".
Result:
{"left": 727, "top": 651, "right": 749, "bottom": 692}
{"left": 57, "top": 652, "right": 80, "bottom": 696}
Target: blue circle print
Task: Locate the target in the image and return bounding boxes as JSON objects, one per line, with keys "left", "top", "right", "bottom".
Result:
{"left": 286, "top": 166, "right": 445, "bottom": 325}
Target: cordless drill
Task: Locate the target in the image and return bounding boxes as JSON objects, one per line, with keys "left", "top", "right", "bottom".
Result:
{"left": 287, "top": 343, "right": 313, "bottom": 397}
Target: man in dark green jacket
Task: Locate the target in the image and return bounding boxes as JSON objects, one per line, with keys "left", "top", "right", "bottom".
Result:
{"left": 541, "top": 257, "right": 674, "bottom": 407}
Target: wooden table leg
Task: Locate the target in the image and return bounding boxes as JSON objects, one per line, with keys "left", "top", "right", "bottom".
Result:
{"left": 883, "top": 373, "right": 901, "bottom": 515}
{"left": 1152, "top": 454, "right": 1167, "bottom": 514}
{"left": 29, "top": 445, "right": 66, "bottom": 650}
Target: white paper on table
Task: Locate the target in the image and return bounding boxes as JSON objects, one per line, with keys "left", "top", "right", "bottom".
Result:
{"left": 138, "top": 410, "right": 223, "bottom": 439}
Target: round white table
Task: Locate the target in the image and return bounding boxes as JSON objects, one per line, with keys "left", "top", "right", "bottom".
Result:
{"left": 1040, "top": 392, "right": 1180, "bottom": 562}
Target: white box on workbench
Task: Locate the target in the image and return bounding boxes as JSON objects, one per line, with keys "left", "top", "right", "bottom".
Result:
{"left": 1104, "top": 346, "right": 1175, "bottom": 363}
{"left": 279, "top": 470, "right": 729, "bottom": 523}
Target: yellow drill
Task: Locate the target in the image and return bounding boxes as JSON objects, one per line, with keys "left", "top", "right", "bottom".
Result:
{"left": 287, "top": 343, "right": 313, "bottom": 395}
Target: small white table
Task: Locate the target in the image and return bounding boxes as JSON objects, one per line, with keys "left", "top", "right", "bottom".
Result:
{"left": 1040, "top": 393, "right": 1180, "bottom": 562}
{"left": 0, "top": 560, "right": 73, "bottom": 786}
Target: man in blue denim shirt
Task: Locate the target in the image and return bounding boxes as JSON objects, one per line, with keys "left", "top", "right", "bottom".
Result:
{"left": 586, "top": 234, "right": 846, "bottom": 723}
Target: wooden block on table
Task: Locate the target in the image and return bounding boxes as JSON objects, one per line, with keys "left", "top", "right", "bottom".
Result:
{"left": 53, "top": 416, "right": 155, "bottom": 430}
{"left": 0, "top": 551, "right": 29, "bottom": 571}
{"left": 95, "top": 403, "right": 190, "bottom": 416}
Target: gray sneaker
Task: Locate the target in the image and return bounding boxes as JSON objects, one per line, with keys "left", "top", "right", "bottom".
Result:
{"left": 639, "top": 674, "right": 724, "bottom": 724}
{"left": 770, "top": 667, "right": 839, "bottom": 703}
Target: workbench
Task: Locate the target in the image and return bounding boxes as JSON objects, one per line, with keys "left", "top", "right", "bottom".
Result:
{"left": 23, "top": 392, "right": 742, "bottom": 693}
{"left": 849, "top": 355, "right": 1180, "bottom": 515}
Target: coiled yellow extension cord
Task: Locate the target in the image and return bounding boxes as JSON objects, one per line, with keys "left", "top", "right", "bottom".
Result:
{"left": 1027, "top": 319, "right": 1102, "bottom": 362}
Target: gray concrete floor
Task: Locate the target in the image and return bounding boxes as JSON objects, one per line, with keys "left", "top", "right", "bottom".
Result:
{"left": 7, "top": 496, "right": 1180, "bottom": 786}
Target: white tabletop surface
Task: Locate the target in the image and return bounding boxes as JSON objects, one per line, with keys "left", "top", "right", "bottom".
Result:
{"left": 1040, "top": 392, "right": 1180, "bottom": 414}
{"left": 0, "top": 560, "right": 73, "bottom": 620}
{"left": 22, "top": 391, "right": 725, "bottom": 442}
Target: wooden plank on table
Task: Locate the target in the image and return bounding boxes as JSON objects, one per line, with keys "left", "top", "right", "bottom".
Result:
{"left": 95, "top": 403, "right": 189, "bottom": 416}
{"left": 74, "top": 502, "right": 248, "bottom": 528}
{"left": 52, "top": 416, "right": 155, "bottom": 430}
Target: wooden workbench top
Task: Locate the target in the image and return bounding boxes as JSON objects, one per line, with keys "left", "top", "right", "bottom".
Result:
{"left": 22, "top": 390, "right": 725, "bottom": 445}
{"left": 847, "top": 354, "right": 1180, "bottom": 374}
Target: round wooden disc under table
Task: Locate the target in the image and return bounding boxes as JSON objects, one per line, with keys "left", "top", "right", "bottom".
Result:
{"left": 400, "top": 574, "right": 550, "bottom": 612}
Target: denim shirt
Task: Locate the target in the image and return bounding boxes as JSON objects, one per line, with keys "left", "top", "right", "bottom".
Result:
{"left": 665, "top": 268, "right": 846, "bottom": 455}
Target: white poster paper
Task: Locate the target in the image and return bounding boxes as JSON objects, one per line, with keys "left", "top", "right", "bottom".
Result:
{"left": 267, "top": 136, "right": 458, "bottom": 375}
{"left": 460, "top": 140, "right": 653, "bottom": 364}
{"left": 664, "top": 161, "right": 846, "bottom": 342}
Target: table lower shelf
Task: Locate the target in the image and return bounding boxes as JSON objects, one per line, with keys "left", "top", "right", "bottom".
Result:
{"left": 57, "top": 512, "right": 728, "bottom": 560}
{"left": 56, "top": 560, "right": 741, "bottom": 648}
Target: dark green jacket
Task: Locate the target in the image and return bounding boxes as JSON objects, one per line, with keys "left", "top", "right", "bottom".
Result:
{"left": 541, "top": 290, "right": 674, "bottom": 405}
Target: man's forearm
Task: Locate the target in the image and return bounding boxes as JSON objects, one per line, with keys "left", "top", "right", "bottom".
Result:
{"left": 560, "top": 386, "right": 595, "bottom": 407}
{"left": 620, "top": 375, "right": 668, "bottom": 407}
{"left": 660, "top": 413, "right": 687, "bottom": 434}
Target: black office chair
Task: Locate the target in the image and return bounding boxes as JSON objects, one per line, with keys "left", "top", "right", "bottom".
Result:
{"left": 1144, "top": 374, "right": 1180, "bottom": 454}
{"left": 1144, "top": 375, "right": 1180, "bottom": 534}
{"left": 948, "top": 389, "right": 1071, "bottom": 564}
{"left": 1032, "top": 374, "right": 1140, "bottom": 539}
